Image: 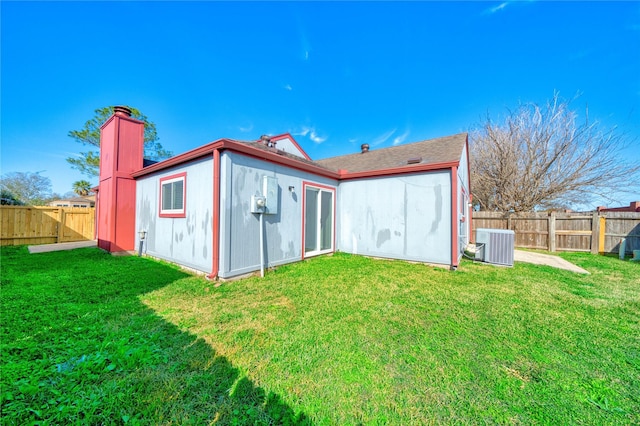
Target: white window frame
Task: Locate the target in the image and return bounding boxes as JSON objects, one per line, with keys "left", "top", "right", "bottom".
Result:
{"left": 159, "top": 173, "right": 186, "bottom": 218}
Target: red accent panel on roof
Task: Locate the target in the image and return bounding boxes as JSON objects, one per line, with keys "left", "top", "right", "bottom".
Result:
{"left": 270, "top": 133, "right": 312, "bottom": 160}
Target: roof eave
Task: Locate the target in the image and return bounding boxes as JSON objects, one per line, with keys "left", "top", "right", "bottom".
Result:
{"left": 131, "top": 139, "right": 339, "bottom": 180}
{"left": 339, "top": 160, "right": 460, "bottom": 180}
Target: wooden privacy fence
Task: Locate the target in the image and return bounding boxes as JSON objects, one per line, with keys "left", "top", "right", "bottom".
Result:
{"left": 0, "top": 206, "right": 95, "bottom": 246}
{"left": 472, "top": 211, "right": 640, "bottom": 254}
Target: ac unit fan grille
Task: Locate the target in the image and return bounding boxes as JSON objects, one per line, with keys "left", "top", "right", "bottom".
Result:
{"left": 475, "top": 228, "right": 515, "bottom": 266}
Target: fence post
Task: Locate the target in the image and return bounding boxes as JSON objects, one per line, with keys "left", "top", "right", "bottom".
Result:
{"left": 599, "top": 216, "right": 606, "bottom": 254}
{"left": 549, "top": 211, "right": 556, "bottom": 252}
{"left": 57, "top": 208, "right": 65, "bottom": 243}
{"left": 590, "top": 212, "right": 599, "bottom": 255}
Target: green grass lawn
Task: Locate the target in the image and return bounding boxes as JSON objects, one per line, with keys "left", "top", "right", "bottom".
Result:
{"left": 1, "top": 246, "right": 638, "bottom": 425}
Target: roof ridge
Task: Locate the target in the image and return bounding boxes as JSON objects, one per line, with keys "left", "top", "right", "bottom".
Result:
{"left": 318, "top": 132, "right": 467, "bottom": 162}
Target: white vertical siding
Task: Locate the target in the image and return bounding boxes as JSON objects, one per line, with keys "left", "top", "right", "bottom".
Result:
{"left": 271, "top": 136, "right": 308, "bottom": 159}
{"left": 218, "top": 151, "right": 337, "bottom": 278}
{"left": 337, "top": 171, "right": 452, "bottom": 265}
{"left": 135, "top": 157, "right": 213, "bottom": 273}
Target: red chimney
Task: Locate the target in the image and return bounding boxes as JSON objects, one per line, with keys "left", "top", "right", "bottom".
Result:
{"left": 96, "top": 106, "right": 144, "bottom": 253}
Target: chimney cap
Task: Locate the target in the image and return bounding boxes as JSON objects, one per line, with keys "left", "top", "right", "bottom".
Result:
{"left": 259, "top": 134, "right": 277, "bottom": 148}
{"left": 113, "top": 106, "right": 132, "bottom": 117}
{"left": 361, "top": 143, "right": 370, "bottom": 153}
{"left": 259, "top": 135, "right": 271, "bottom": 145}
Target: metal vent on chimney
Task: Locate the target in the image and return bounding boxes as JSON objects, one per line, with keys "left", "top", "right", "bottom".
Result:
{"left": 113, "top": 106, "right": 132, "bottom": 117}
{"left": 361, "top": 143, "right": 370, "bottom": 153}
{"left": 260, "top": 135, "right": 271, "bottom": 145}
{"left": 259, "top": 135, "right": 277, "bottom": 148}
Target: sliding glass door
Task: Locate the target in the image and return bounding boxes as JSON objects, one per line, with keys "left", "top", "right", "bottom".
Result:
{"left": 304, "top": 184, "right": 335, "bottom": 256}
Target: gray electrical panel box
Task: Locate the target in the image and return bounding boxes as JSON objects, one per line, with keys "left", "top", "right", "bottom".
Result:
{"left": 262, "top": 176, "right": 278, "bottom": 214}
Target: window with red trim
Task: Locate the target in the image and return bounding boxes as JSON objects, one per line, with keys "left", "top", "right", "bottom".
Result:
{"left": 159, "top": 173, "right": 186, "bottom": 218}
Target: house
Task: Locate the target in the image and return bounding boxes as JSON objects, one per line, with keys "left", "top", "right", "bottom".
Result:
{"left": 49, "top": 195, "right": 95, "bottom": 208}
{"left": 597, "top": 201, "right": 640, "bottom": 213}
{"left": 96, "top": 107, "right": 471, "bottom": 278}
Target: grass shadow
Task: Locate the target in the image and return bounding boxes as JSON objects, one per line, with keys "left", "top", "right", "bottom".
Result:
{"left": 1, "top": 246, "right": 308, "bottom": 424}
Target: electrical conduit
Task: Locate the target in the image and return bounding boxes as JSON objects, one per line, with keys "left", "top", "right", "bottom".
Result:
{"left": 259, "top": 212, "right": 265, "bottom": 277}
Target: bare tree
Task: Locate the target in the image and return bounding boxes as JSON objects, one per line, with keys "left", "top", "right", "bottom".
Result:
{"left": 0, "top": 171, "right": 52, "bottom": 206}
{"left": 470, "top": 94, "right": 640, "bottom": 212}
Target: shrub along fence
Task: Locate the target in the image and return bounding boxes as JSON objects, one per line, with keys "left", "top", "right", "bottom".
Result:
{"left": 0, "top": 206, "right": 95, "bottom": 246}
{"left": 472, "top": 211, "right": 640, "bottom": 255}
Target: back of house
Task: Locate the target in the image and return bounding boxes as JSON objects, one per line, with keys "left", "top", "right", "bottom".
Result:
{"left": 96, "top": 108, "right": 471, "bottom": 278}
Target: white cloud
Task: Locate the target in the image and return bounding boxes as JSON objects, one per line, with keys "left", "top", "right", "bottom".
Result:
{"left": 293, "top": 126, "right": 310, "bottom": 137}
{"left": 393, "top": 130, "right": 410, "bottom": 146}
{"left": 239, "top": 123, "right": 254, "bottom": 133}
{"left": 293, "top": 126, "right": 326, "bottom": 144}
{"left": 371, "top": 128, "right": 396, "bottom": 147}
{"left": 486, "top": 2, "right": 509, "bottom": 14}
{"left": 309, "top": 130, "right": 326, "bottom": 144}
{"left": 64, "top": 151, "right": 83, "bottom": 158}
{"left": 284, "top": 84, "right": 293, "bottom": 91}
{"left": 484, "top": 0, "right": 536, "bottom": 15}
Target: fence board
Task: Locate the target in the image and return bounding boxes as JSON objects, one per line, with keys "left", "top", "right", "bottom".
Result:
{"left": 473, "top": 211, "right": 640, "bottom": 254}
{"left": 602, "top": 211, "right": 640, "bottom": 254}
{"left": 61, "top": 209, "right": 95, "bottom": 242}
{"left": 0, "top": 206, "right": 95, "bottom": 246}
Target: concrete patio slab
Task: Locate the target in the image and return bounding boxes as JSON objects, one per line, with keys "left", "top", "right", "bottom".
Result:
{"left": 514, "top": 250, "right": 589, "bottom": 274}
{"left": 28, "top": 240, "right": 97, "bottom": 254}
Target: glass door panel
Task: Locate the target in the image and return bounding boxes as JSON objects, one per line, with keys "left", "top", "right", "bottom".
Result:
{"left": 304, "top": 185, "right": 334, "bottom": 256}
{"left": 304, "top": 187, "right": 318, "bottom": 253}
{"left": 320, "top": 191, "right": 333, "bottom": 250}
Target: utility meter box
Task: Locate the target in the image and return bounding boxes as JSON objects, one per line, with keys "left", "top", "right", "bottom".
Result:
{"left": 262, "top": 176, "right": 278, "bottom": 215}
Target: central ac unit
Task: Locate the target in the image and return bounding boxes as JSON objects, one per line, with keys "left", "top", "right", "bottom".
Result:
{"left": 475, "top": 228, "right": 515, "bottom": 267}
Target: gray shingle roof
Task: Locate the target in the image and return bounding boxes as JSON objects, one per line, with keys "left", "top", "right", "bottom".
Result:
{"left": 316, "top": 133, "right": 467, "bottom": 173}
{"left": 240, "top": 139, "right": 334, "bottom": 171}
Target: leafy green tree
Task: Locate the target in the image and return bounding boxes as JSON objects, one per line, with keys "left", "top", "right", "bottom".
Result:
{"left": 1, "top": 189, "right": 23, "bottom": 205}
{"left": 0, "top": 171, "right": 52, "bottom": 205}
{"left": 67, "top": 106, "right": 172, "bottom": 177}
{"left": 72, "top": 180, "right": 93, "bottom": 196}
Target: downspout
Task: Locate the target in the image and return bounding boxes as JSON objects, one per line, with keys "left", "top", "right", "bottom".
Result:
{"left": 450, "top": 166, "right": 459, "bottom": 270}
{"left": 469, "top": 194, "right": 474, "bottom": 243}
{"left": 259, "top": 211, "right": 265, "bottom": 277}
{"left": 207, "top": 148, "right": 221, "bottom": 280}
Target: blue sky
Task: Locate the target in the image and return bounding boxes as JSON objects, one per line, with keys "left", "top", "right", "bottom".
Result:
{"left": 2, "top": 1, "right": 639, "bottom": 206}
